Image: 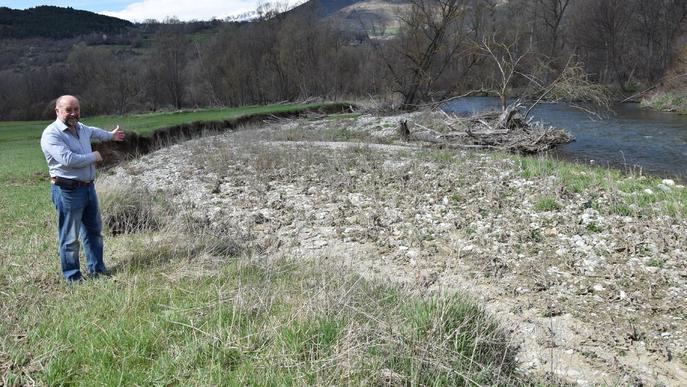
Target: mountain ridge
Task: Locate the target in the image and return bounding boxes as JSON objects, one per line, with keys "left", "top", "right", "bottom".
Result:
{"left": 0, "top": 6, "right": 133, "bottom": 39}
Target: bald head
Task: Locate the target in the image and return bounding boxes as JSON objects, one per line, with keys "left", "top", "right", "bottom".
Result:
{"left": 56, "top": 95, "right": 79, "bottom": 109}
{"left": 55, "top": 95, "right": 80, "bottom": 127}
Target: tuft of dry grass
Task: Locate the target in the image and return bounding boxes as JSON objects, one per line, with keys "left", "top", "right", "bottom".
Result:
{"left": 99, "top": 183, "right": 167, "bottom": 236}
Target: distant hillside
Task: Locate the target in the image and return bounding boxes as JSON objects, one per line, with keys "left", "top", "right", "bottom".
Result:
{"left": 329, "top": 0, "right": 410, "bottom": 32}
{"left": 292, "top": 0, "right": 409, "bottom": 31}
{"left": 290, "top": 0, "right": 360, "bottom": 17}
{"left": 0, "top": 6, "right": 132, "bottom": 39}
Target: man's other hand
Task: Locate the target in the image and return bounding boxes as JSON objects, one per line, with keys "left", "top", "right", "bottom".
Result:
{"left": 111, "top": 125, "right": 125, "bottom": 141}
{"left": 93, "top": 151, "right": 103, "bottom": 162}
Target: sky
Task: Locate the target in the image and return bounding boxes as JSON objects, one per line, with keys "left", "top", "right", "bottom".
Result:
{"left": 2, "top": 0, "right": 301, "bottom": 22}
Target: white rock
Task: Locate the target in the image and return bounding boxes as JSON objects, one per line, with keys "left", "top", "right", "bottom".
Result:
{"left": 313, "top": 239, "right": 328, "bottom": 248}
{"left": 406, "top": 249, "right": 420, "bottom": 259}
{"left": 347, "top": 193, "right": 365, "bottom": 207}
{"left": 592, "top": 284, "right": 605, "bottom": 292}
{"left": 516, "top": 287, "right": 530, "bottom": 294}
{"left": 571, "top": 235, "right": 588, "bottom": 250}
{"left": 582, "top": 255, "right": 602, "bottom": 272}
{"left": 584, "top": 208, "right": 599, "bottom": 216}
{"left": 657, "top": 184, "right": 672, "bottom": 193}
{"left": 643, "top": 188, "right": 654, "bottom": 195}
{"left": 580, "top": 208, "right": 599, "bottom": 225}
{"left": 662, "top": 179, "right": 676, "bottom": 186}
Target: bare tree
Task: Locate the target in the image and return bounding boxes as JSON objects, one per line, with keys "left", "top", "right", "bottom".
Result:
{"left": 533, "top": 0, "right": 572, "bottom": 59}
{"left": 521, "top": 58, "right": 612, "bottom": 119}
{"left": 66, "top": 44, "right": 144, "bottom": 114}
{"left": 478, "top": 33, "right": 531, "bottom": 111}
{"left": 150, "top": 18, "right": 189, "bottom": 109}
{"left": 569, "top": 0, "right": 635, "bottom": 89}
{"left": 375, "top": 0, "right": 472, "bottom": 110}
{"left": 477, "top": 31, "right": 610, "bottom": 127}
{"left": 633, "top": 0, "right": 687, "bottom": 82}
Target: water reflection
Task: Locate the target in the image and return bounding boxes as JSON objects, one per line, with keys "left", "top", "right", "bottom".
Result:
{"left": 442, "top": 97, "right": 687, "bottom": 180}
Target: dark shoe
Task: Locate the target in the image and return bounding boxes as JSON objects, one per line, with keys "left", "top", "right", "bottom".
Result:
{"left": 66, "top": 275, "right": 84, "bottom": 284}
{"left": 89, "top": 271, "right": 113, "bottom": 279}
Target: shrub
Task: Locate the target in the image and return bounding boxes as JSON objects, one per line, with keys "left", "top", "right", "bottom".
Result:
{"left": 99, "top": 183, "right": 169, "bottom": 235}
{"left": 534, "top": 197, "right": 560, "bottom": 212}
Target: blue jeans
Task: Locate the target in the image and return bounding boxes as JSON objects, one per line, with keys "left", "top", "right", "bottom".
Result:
{"left": 51, "top": 184, "right": 106, "bottom": 281}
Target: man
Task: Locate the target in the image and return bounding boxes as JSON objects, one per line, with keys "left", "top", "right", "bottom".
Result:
{"left": 40, "top": 95, "right": 125, "bottom": 282}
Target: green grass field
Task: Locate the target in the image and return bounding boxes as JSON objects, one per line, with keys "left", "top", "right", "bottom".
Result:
{"left": 0, "top": 103, "right": 322, "bottom": 179}
{"left": 0, "top": 104, "right": 526, "bottom": 385}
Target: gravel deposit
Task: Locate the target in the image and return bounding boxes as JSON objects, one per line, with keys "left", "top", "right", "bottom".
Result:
{"left": 99, "top": 113, "right": 687, "bottom": 385}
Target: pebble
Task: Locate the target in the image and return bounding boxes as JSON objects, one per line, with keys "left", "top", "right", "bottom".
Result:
{"left": 516, "top": 287, "right": 530, "bottom": 294}
{"left": 406, "top": 249, "right": 420, "bottom": 260}
{"left": 544, "top": 227, "right": 558, "bottom": 236}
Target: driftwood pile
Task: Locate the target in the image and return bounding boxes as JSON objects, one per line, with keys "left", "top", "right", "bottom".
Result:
{"left": 401, "top": 104, "right": 574, "bottom": 153}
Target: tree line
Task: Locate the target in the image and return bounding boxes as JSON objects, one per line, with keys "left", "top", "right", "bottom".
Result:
{"left": 0, "top": 0, "right": 685, "bottom": 121}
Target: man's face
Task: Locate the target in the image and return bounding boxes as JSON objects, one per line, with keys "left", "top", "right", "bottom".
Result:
{"left": 56, "top": 97, "right": 80, "bottom": 127}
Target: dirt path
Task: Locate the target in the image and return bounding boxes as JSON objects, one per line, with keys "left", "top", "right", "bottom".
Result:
{"left": 100, "top": 115, "right": 687, "bottom": 385}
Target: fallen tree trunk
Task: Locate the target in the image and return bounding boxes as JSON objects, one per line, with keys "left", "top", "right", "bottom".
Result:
{"left": 400, "top": 103, "right": 574, "bottom": 153}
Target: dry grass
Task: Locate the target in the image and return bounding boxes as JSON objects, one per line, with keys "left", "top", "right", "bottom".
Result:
{"left": 105, "top": 115, "right": 687, "bottom": 384}
{"left": 0, "top": 176, "right": 525, "bottom": 385}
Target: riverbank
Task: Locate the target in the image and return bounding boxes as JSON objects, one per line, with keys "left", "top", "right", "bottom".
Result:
{"left": 0, "top": 107, "right": 522, "bottom": 385}
{"left": 2, "top": 109, "right": 686, "bottom": 384}
{"left": 641, "top": 91, "right": 687, "bottom": 114}
{"left": 443, "top": 96, "right": 687, "bottom": 182}
{"left": 96, "top": 111, "right": 687, "bottom": 385}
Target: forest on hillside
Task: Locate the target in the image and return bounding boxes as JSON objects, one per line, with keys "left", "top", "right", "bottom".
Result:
{"left": 0, "top": 0, "right": 686, "bottom": 120}
{"left": 0, "top": 6, "right": 132, "bottom": 39}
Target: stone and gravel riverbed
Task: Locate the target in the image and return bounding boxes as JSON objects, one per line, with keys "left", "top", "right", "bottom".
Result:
{"left": 100, "top": 112, "right": 687, "bottom": 385}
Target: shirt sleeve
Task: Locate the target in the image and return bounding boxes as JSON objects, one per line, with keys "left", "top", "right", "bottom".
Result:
{"left": 41, "top": 130, "right": 97, "bottom": 168}
{"left": 84, "top": 124, "right": 114, "bottom": 141}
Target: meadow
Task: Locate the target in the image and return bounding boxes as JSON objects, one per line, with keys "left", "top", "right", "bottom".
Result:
{"left": 0, "top": 104, "right": 524, "bottom": 385}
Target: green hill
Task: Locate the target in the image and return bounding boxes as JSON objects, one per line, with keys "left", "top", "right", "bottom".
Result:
{"left": 0, "top": 6, "right": 132, "bottom": 39}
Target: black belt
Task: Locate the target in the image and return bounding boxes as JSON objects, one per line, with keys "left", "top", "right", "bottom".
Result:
{"left": 50, "top": 176, "right": 93, "bottom": 188}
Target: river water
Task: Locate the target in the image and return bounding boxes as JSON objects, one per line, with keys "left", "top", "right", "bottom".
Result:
{"left": 442, "top": 97, "right": 687, "bottom": 181}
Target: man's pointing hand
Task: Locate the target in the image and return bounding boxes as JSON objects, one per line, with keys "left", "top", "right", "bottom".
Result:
{"left": 111, "top": 125, "right": 125, "bottom": 141}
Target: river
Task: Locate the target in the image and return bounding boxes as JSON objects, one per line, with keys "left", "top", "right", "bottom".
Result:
{"left": 442, "top": 97, "right": 687, "bottom": 181}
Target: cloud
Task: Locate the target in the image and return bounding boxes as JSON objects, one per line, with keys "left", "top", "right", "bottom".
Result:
{"left": 101, "top": 0, "right": 264, "bottom": 22}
